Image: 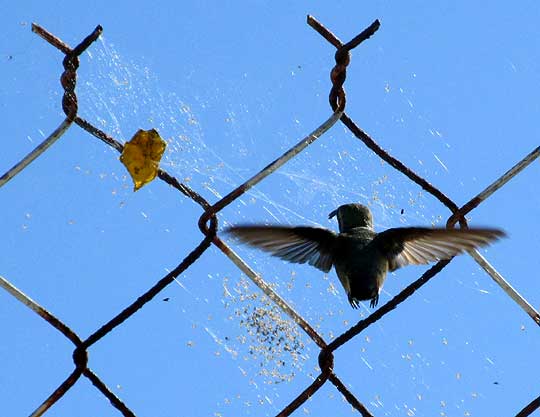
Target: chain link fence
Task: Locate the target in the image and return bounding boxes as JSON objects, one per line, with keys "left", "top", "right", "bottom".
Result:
{"left": 1, "top": 17, "right": 539, "bottom": 417}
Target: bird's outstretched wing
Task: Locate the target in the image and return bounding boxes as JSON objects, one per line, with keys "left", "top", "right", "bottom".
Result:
{"left": 372, "top": 227, "right": 506, "bottom": 271}
{"left": 225, "top": 225, "right": 338, "bottom": 272}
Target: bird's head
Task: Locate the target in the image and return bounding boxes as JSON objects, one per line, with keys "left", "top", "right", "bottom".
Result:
{"left": 329, "top": 203, "right": 374, "bottom": 232}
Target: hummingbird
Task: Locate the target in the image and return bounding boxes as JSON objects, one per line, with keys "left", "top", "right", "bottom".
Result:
{"left": 225, "top": 203, "right": 505, "bottom": 308}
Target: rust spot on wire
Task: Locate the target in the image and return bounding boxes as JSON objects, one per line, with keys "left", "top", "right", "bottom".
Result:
{"left": 84, "top": 369, "right": 137, "bottom": 417}
{"left": 30, "top": 368, "right": 85, "bottom": 417}
{"left": 32, "top": 23, "right": 102, "bottom": 121}
{"left": 318, "top": 348, "right": 334, "bottom": 376}
{"left": 276, "top": 372, "right": 329, "bottom": 417}
{"left": 308, "top": 16, "right": 380, "bottom": 112}
{"left": 515, "top": 394, "right": 540, "bottom": 417}
{"left": 328, "top": 373, "right": 375, "bottom": 417}
{"left": 75, "top": 116, "right": 124, "bottom": 153}
{"left": 32, "top": 23, "right": 72, "bottom": 54}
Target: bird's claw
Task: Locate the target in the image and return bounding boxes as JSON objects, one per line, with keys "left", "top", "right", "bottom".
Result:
{"left": 369, "top": 294, "right": 379, "bottom": 308}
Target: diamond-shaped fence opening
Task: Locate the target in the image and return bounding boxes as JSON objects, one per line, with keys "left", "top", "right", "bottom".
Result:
{"left": 1, "top": 17, "right": 539, "bottom": 417}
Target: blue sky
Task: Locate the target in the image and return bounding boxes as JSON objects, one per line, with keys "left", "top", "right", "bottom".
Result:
{"left": 1, "top": 2, "right": 539, "bottom": 416}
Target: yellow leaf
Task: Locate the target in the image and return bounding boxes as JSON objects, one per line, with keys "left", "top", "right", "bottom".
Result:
{"left": 120, "top": 129, "right": 166, "bottom": 191}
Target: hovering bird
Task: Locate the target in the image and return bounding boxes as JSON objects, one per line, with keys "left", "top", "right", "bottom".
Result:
{"left": 225, "top": 203, "right": 505, "bottom": 308}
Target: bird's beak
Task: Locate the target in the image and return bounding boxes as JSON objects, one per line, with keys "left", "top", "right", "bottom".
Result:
{"left": 328, "top": 209, "right": 338, "bottom": 219}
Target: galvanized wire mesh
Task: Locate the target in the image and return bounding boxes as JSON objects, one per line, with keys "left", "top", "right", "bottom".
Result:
{"left": 1, "top": 17, "right": 539, "bottom": 417}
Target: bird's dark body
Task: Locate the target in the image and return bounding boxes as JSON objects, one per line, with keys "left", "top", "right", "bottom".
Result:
{"left": 226, "top": 203, "right": 505, "bottom": 309}
{"left": 334, "top": 228, "right": 386, "bottom": 307}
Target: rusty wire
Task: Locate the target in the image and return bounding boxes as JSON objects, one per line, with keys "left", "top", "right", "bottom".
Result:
{"left": 1, "top": 23, "right": 217, "bottom": 417}
{"left": 1, "top": 16, "right": 539, "bottom": 417}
